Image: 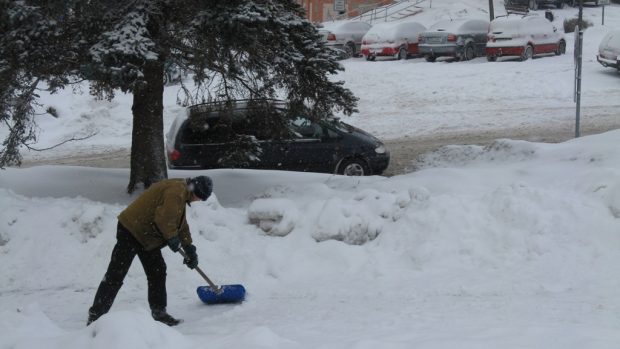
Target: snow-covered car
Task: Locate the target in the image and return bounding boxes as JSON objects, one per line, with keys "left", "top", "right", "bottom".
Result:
{"left": 360, "top": 21, "right": 427, "bottom": 61}
{"left": 566, "top": 0, "right": 606, "bottom": 6}
{"left": 596, "top": 29, "right": 620, "bottom": 72}
{"left": 486, "top": 14, "right": 566, "bottom": 61}
{"left": 319, "top": 21, "right": 372, "bottom": 59}
{"left": 506, "top": 0, "right": 565, "bottom": 9}
{"left": 418, "top": 18, "right": 490, "bottom": 62}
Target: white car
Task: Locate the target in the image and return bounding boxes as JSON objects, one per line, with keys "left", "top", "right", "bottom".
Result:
{"left": 360, "top": 21, "right": 426, "bottom": 61}
{"left": 486, "top": 14, "right": 566, "bottom": 61}
{"left": 597, "top": 29, "right": 620, "bottom": 72}
{"left": 319, "top": 21, "right": 372, "bottom": 58}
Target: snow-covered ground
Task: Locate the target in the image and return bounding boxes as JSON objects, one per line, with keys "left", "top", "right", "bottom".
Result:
{"left": 2, "top": 1, "right": 620, "bottom": 348}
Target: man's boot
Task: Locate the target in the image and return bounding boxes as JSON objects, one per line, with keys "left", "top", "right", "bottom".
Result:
{"left": 151, "top": 307, "right": 183, "bottom": 326}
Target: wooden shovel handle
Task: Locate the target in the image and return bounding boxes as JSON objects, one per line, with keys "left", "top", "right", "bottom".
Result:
{"left": 178, "top": 248, "right": 220, "bottom": 291}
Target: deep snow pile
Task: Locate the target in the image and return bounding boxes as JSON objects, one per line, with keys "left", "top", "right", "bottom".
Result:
{"left": 2, "top": 130, "right": 620, "bottom": 348}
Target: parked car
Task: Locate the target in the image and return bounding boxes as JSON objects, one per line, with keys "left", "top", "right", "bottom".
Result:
{"left": 505, "top": 0, "right": 566, "bottom": 9}
{"left": 486, "top": 14, "right": 566, "bottom": 61}
{"left": 360, "top": 21, "right": 427, "bottom": 61}
{"left": 418, "top": 18, "right": 490, "bottom": 62}
{"left": 565, "top": 0, "right": 605, "bottom": 6}
{"left": 166, "top": 100, "right": 390, "bottom": 176}
{"left": 597, "top": 29, "right": 620, "bottom": 72}
{"left": 318, "top": 21, "right": 372, "bottom": 59}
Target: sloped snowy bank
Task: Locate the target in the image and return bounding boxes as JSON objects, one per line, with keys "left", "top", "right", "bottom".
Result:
{"left": 2, "top": 130, "right": 620, "bottom": 348}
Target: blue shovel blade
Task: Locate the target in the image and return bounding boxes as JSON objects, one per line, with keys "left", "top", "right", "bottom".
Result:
{"left": 197, "top": 284, "right": 246, "bottom": 304}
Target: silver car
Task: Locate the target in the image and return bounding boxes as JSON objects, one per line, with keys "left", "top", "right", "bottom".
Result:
{"left": 418, "top": 18, "right": 490, "bottom": 62}
{"left": 319, "top": 21, "right": 372, "bottom": 59}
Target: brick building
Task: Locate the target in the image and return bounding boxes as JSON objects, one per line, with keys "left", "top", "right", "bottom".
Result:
{"left": 297, "top": 0, "right": 394, "bottom": 23}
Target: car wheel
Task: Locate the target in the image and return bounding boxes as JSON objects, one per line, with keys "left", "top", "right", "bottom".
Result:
{"left": 464, "top": 44, "right": 475, "bottom": 61}
{"left": 344, "top": 42, "right": 355, "bottom": 58}
{"left": 555, "top": 40, "right": 566, "bottom": 55}
{"left": 425, "top": 55, "right": 436, "bottom": 62}
{"left": 398, "top": 47, "right": 408, "bottom": 60}
{"left": 487, "top": 56, "right": 497, "bottom": 62}
{"left": 337, "top": 158, "right": 369, "bottom": 176}
{"left": 520, "top": 45, "right": 534, "bottom": 61}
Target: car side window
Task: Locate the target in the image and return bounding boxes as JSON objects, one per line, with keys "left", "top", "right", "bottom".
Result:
{"left": 180, "top": 120, "right": 227, "bottom": 144}
{"left": 290, "top": 117, "right": 324, "bottom": 139}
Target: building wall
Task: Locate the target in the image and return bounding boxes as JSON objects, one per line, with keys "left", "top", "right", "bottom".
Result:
{"left": 297, "top": 0, "right": 394, "bottom": 23}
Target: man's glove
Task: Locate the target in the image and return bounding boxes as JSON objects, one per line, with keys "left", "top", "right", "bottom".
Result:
{"left": 167, "top": 236, "right": 181, "bottom": 252}
{"left": 183, "top": 244, "right": 198, "bottom": 269}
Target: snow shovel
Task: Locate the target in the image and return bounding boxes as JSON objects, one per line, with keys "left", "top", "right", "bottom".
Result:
{"left": 178, "top": 247, "right": 246, "bottom": 305}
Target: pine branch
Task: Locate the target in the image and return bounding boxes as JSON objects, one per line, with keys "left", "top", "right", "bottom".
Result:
{"left": 23, "top": 132, "right": 98, "bottom": 152}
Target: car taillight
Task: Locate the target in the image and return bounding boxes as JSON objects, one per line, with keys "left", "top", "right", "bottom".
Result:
{"left": 169, "top": 149, "right": 181, "bottom": 161}
{"left": 327, "top": 33, "right": 336, "bottom": 41}
{"left": 447, "top": 34, "right": 457, "bottom": 42}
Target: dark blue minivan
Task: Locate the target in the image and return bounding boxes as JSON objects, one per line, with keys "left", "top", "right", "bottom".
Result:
{"left": 166, "top": 100, "right": 389, "bottom": 176}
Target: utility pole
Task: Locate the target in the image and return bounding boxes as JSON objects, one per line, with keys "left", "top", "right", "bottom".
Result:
{"left": 574, "top": 0, "right": 583, "bottom": 138}
{"left": 489, "top": 0, "right": 495, "bottom": 21}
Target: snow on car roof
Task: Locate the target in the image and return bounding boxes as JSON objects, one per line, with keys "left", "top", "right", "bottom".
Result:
{"left": 320, "top": 21, "right": 371, "bottom": 32}
{"left": 428, "top": 18, "right": 488, "bottom": 33}
{"left": 490, "top": 13, "right": 542, "bottom": 27}
{"left": 600, "top": 29, "right": 620, "bottom": 50}
{"left": 362, "top": 21, "right": 426, "bottom": 41}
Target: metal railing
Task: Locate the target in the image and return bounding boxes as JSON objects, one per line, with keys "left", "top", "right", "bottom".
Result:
{"left": 328, "top": 0, "right": 428, "bottom": 23}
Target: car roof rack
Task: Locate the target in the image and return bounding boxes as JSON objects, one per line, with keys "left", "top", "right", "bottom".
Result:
{"left": 188, "top": 98, "right": 286, "bottom": 116}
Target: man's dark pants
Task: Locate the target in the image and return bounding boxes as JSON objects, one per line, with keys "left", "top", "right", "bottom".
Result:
{"left": 88, "top": 222, "right": 167, "bottom": 322}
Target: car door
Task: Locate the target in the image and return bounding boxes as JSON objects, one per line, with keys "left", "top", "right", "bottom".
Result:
{"left": 283, "top": 117, "right": 341, "bottom": 173}
{"left": 532, "top": 18, "right": 555, "bottom": 53}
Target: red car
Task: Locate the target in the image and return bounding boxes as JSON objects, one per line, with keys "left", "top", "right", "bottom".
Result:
{"left": 361, "top": 21, "right": 426, "bottom": 61}
{"left": 486, "top": 14, "right": 566, "bottom": 61}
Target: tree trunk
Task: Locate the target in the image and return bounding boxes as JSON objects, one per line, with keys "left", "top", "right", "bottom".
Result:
{"left": 127, "top": 59, "right": 168, "bottom": 193}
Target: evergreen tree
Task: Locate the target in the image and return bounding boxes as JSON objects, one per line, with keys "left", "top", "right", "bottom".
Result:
{"left": 0, "top": 0, "right": 357, "bottom": 192}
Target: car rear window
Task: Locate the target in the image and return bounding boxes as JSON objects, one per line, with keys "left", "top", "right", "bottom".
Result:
{"left": 429, "top": 19, "right": 465, "bottom": 32}
{"left": 490, "top": 19, "right": 522, "bottom": 34}
{"left": 428, "top": 19, "right": 487, "bottom": 34}
{"left": 364, "top": 22, "right": 400, "bottom": 41}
